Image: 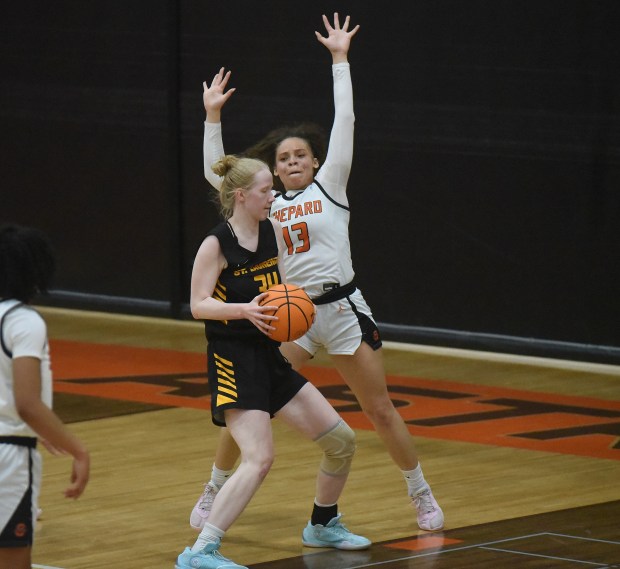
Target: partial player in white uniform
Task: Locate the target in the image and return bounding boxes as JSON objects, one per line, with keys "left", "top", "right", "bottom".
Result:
{"left": 192, "top": 13, "right": 445, "bottom": 534}
{"left": 0, "top": 224, "right": 90, "bottom": 569}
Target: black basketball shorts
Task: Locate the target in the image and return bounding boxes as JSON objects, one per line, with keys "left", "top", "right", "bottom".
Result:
{"left": 206, "top": 337, "right": 307, "bottom": 427}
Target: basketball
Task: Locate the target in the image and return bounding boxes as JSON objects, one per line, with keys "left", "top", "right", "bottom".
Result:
{"left": 259, "top": 283, "right": 316, "bottom": 342}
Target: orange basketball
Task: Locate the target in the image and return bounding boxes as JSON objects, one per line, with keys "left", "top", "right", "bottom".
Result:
{"left": 259, "top": 283, "right": 316, "bottom": 342}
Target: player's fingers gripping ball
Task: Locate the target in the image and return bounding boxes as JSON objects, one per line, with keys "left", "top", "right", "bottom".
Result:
{"left": 259, "top": 283, "right": 316, "bottom": 342}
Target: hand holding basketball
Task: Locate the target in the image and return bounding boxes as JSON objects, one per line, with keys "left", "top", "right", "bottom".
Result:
{"left": 259, "top": 283, "right": 316, "bottom": 342}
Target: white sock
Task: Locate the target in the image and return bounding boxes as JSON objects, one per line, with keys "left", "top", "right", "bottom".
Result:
{"left": 191, "top": 522, "right": 225, "bottom": 553}
{"left": 211, "top": 464, "right": 234, "bottom": 490}
{"left": 402, "top": 464, "right": 429, "bottom": 497}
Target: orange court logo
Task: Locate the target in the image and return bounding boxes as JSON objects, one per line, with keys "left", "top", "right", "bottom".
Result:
{"left": 50, "top": 339, "right": 620, "bottom": 461}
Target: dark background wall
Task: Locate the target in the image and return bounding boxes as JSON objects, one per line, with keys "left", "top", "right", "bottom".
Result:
{"left": 2, "top": 1, "right": 619, "bottom": 364}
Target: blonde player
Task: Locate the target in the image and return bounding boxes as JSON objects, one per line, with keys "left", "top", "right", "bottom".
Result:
{"left": 175, "top": 155, "right": 369, "bottom": 569}
{"left": 193, "top": 12, "right": 444, "bottom": 536}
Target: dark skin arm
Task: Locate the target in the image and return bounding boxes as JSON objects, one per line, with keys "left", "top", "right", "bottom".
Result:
{"left": 13, "top": 357, "right": 90, "bottom": 498}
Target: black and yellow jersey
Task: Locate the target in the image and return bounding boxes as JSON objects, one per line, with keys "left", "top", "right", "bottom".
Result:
{"left": 204, "top": 220, "right": 281, "bottom": 341}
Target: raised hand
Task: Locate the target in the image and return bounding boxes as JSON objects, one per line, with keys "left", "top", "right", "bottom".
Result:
{"left": 315, "top": 13, "right": 359, "bottom": 62}
{"left": 203, "top": 67, "right": 236, "bottom": 120}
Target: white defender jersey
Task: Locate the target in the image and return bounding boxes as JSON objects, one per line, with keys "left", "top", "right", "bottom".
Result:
{"left": 270, "top": 182, "right": 354, "bottom": 299}
{"left": 0, "top": 301, "right": 53, "bottom": 438}
{"left": 204, "top": 63, "right": 356, "bottom": 300}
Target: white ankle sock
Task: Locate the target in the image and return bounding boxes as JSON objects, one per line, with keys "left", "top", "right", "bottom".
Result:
{"left": 211, "top": 464, "right": 234, "bottom": 490}
{"left": 402, "top": 464, "right": 428, "bottom": 497}
{"left": 192, "top": 522, "right": 225, "bottom": 552}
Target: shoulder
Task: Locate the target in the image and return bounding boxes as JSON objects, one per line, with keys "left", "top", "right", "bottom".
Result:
{"left": 2, "top": 303, "right": 46, "bottom": 356}
{"left": 197, "top": 233, "right": 222, "bottom": 254}
{"left": 193, "top": 234, "right": 227, "bottom": 275}
{"left": 2, "top": 303, "right": 43, "bottom": 330}
{"left": 195, "top": 233, "right": 223, "bottom": 266}
{"left": 207, "top": 222, "right": 229, "bottom": 239}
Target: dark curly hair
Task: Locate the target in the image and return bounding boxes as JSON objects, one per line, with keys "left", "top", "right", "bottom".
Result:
{"left": 243, "top": 122, "right": 327, "bottom": 192}
{"left": 0, "top": 224, "right": 56, "bottom": 303}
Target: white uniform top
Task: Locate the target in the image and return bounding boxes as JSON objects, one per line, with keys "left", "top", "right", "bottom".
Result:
{"left": 204, "top": 63, "right": 356, "bottom": 300}
{"left": 0, "top": 300, "right": 53, "bottom": 438}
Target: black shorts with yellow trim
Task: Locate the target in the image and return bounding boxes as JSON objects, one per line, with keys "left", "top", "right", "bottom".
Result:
{"left": 207, "top": 337, "right": 307, "bottom": 427}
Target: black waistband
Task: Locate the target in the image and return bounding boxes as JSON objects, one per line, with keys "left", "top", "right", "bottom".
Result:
{"left": 312, "top": 281, "right": 357, "bottom": 306}
{"left": 0, "top": 436, "right": 37, "bottom": 448}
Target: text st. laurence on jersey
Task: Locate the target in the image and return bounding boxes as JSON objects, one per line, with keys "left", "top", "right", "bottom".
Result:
{"left": 204, "top": 220, "right": 281, "bottom": 341}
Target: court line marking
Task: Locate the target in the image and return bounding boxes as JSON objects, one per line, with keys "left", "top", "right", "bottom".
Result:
{"left": 344, "top": 532, "right": 550, "bottom": 567}
{"left": 30, "top": 532, "right": 620, "bottom": 569}
{"left": 480, "top": 546, "right": 607, "bottom": 566}
{"left": 345, "top": 531, "right": 620, "bottom": 568}
{"left": 544, "top": 532, "right": 620, "bottom": 545}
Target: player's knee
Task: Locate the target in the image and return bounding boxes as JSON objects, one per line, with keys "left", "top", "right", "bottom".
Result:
{"left": 363, "top": 399, "right": 397, "bottom": 429}
{"left": 245, "top": 449, "right": 274, "bottom": 481}
{"left": 315, "top": 419, "right": 356, "bottom": 476}
{"left": 257, "top": 456, "right": 274, "bottom": 480}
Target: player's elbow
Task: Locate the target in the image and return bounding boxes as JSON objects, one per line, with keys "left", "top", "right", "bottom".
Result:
{"left": 190, "top": 302, "right": 203, "bottom": 320}
{"left": 15, "top": 399, "right": 39, "bottom": 423}
{"left": 190, "top": 296, "right": 215, "bottom": 320}
{"left": 336, "top": 109, "right": 355, "bottom": 124}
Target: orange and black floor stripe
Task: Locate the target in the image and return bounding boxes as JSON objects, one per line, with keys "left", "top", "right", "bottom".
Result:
{"left": 50, "top": 339, "right": 620, "bottom": 461}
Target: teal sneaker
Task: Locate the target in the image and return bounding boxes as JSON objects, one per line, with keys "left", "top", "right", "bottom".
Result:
{"left": 175, "top": 541, "right": 247, "bottom": 569}
{"left": 302, "top": 514, "right": 371, "bottom": 550}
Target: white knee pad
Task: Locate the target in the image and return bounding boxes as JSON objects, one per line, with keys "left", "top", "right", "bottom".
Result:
{"left": 315, "top": 420, "right": 356, "bottom": 476}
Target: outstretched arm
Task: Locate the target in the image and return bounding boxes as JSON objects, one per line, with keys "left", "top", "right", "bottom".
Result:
{"left": 315, "top": 13, "right": 359, "bottom": 197}
{"left": 203, "top": 68, "right": 235, "bottom": 188}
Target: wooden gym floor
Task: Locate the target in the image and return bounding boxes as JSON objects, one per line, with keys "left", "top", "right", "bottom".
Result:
{"left": 31, "top": 307, "right": 620, "bottom": 569}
